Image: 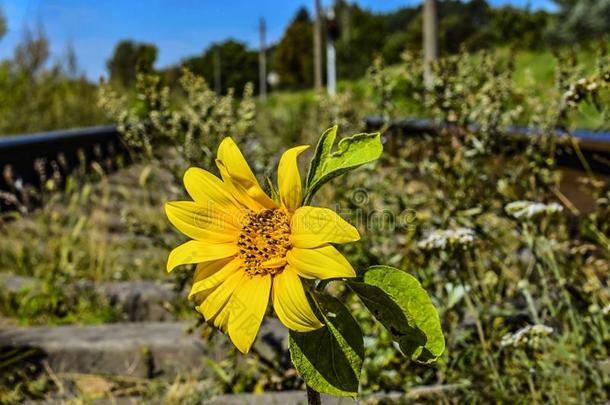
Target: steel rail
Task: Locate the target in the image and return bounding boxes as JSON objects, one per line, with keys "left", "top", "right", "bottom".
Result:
{"left": 0, "top": 125, "right": 124, "bottom": 210}
{"left": 364, "top": 116, "right": 610, "bottom": 174}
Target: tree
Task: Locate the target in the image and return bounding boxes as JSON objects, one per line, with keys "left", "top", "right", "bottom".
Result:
{"left": 551, "top": 0, "right": 610, "bottom": 43}
{"left": 272, "top": 8, "right": 314, "bottom": 89}
{"left": 63, "top": 42, "right": 79, "bottom": 78}
{"left": 490, "top": 7, "right": 550, "bottom": 49}
{"left": 182, "top": 39, "right": 258, "bottom": 94}
{"left": 107, "top": 40, "right": 158, "bottom": 87}
{"left": 0, "top": 9, "right": 6, "bottom": 41}
{"left": 439, "top": 0, "right": 491, "bottom": 53}
{"left": 165, "top": 1, "right": 554, "bottom": 91}
{"left": 0, "top": 23, "right": 107, "bottom": 134}
{"left": 334, "top": 2, "right": 390, "bottom": 80}
{"left": 14, "top": 26, "right": 50, "bottom": 77}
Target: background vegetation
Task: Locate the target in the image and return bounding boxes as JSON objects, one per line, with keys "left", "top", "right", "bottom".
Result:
{"left": 0, "top": 0, "right": 608, "bottom": 403}
{"left": 0, "top": 0, "right": 608, "bottom": 136}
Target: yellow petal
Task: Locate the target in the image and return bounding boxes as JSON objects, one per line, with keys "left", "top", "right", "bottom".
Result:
{"left": 287, "top": 245, "right": 356, "bottom": 280}
{"left": 216, "top": 160, "right": 265, "bottom": 211}
{"left": 183, "top": 167, "right": 243, "bottom": 211}
{"left": 193, "top": 257, "right": 235, "bottom": 282}
{"left": 210, "top": 300, "right": 231, "bottom": 331}
{"left": 272, "top": 266, "right": 323, "bottom": 331}
{"left": 189, "top": 258, "right": 242, "bottom": 299}
{"left": 199, "top": 270, "right": 245, "bottom": 320}
{"left": 261, "top": 257, "right": 287, "bottom": 269}
{"left": 228, "top": 274, "right": 271, "bottom": 353}
{"left": 190, "top": 258, "right": 234, "bottom": 302}
{"left": 216, "top": 138, "right": 276, "bottom": 210}
{"left": 166, "top": 240, "right": 237, "bottom": 272}
{"left": 165, "top": 201, "right": 239, "bottom": 243}
{"left": 290, "top": 206, "right": 360, "bottom": 249}
{"left": 278, "top": 145, "right": 309, "bottom": 211}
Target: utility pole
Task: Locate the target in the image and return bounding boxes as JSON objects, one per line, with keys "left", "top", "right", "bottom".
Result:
{"left": 213, "top": 45, "right": 222, "bottom": 94}
{"left": 313, "top": 0, "right": 323, "bottom": 92}
{"left": 259, "top": 17, "right": 267, "bottom": 100}
{"left": 423, "top": 0, "right": 438, "bottom": 89}
{"left": 326, "top": 8, "right": 338, "bottom": 97}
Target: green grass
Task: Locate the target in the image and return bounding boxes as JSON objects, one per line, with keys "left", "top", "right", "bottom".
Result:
{"left": 512, "top": 48, "right": 598, "bottom": 89}
{"left": 0, "top": 160, "right": 188, "bottom": 325}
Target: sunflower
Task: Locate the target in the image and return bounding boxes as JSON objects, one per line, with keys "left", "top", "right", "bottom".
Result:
{"left": 165, "top": 137, "right": 360, "bottom": 353}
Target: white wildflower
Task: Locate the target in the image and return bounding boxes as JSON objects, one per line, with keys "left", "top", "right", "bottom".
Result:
{"left": 505, "top": 201, "right": 563, "bottom": 220}
{"left": 418, "top": 227, "right": 476, "bottom": 250}
{"left": 500, "top": 324, "right": 554, "bottom": 349}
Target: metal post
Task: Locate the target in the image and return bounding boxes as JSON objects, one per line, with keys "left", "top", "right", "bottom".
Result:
{"left": 313, "top": 0, "right": 323, "bottom": 92}
{"left": 423, "top": 0, "right": 438, "bottom": 88}
{"left": 259, "top": 18, "right": 267, "bottom": 100}
{"left": 326, "top": 40, "right": 336, "bottom": 97}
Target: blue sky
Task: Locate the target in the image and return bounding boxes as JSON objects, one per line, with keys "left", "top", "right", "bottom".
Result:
{"left": 0, "top": 0, "right": 556, "bottom": 80}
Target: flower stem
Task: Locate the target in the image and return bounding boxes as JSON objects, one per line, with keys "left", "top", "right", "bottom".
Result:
{"left": 306, "top": 385, "right": 321, "bottom": 405}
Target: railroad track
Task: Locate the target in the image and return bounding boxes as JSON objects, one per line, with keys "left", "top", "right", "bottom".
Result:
{"left": 0, "top": 125, "right": 124, "bottom": 211}
{"left": 364, "top": 116, "right": 610, "bottom": 174}
{"left": 1, "top": 119, "right": 609, "bottom": 211}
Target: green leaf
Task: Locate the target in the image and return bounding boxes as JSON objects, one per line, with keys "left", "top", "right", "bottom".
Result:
{"left": 304, "top": 126, "right": 383, "bottom": 204}
{"left": 347, "top": 265, "right": 444, "bottom": 364}
{"left": 289, "top": 293, "right": 363, "bottom": 397}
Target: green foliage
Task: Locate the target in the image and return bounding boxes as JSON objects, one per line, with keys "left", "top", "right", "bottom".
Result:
{"left": 0, "top": 346, "right": 50, "bottom": 404}
{"left": 334, "top": 1, "right": 393, "bottom": 80}
{"left": 182, "top": 40, "right": 259, "bottom": 95}
{"left": 0, "top": 280, "right": 121, "bottom": 326}
{"left": 13, "top": 26, "right": 49, "bottom": 77}
{"left": 0, "top": 9, "right": 5, "bottom": 40}
{"left": 289, "top": 293, "right": 364, "bottom": 397}
{"left": 490, "top": 7, "right": 550, "bottom": 49}
{"left": 0, "top": 160, "right": 178, "bottom": 283}
{"left": 0, "top": 10, "right": 609, "bottom": 400}
{"left": 333, "top": 0, "right": 553, "bottom": 80}
{"left": 551, "top": 0, "right": 610, "bottom": 43}
{"left": 0, "top": 163, "right": 173, "bottom": 325}
{"left": 317, "top": 46, "right": 609, "bottom": 402}
{"left": 304, "top": 126, "right": 382, "bottom": 203}
{"left": 437, "top": 0, "right": 493, "bottom": 54}
{"left": 0, "top": 27, "right": 107, "bottom": 135}
{"left": 377, "top": 46, "right": 608, "bottom": 131}
{"left": 366, "top": 56, "right": 396, "bottom": 121}
{"left": 98, "top": 68, "right": 256, "bottom": 181}
{"left": 106, "top": 40, "right": 158, "bottom": 87}
{"left": 348, "top": 266, "right": 445, "bottom": 364}
{"left": 0, "top": 67, "right": 106, "bottom": 135}
{"left": 272, "top": 8, "right": 314, "bottom": 89}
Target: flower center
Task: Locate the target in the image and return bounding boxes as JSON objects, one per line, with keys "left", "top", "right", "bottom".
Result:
{"left": 238, "top": 209, "right": 291, "bottom": 276}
